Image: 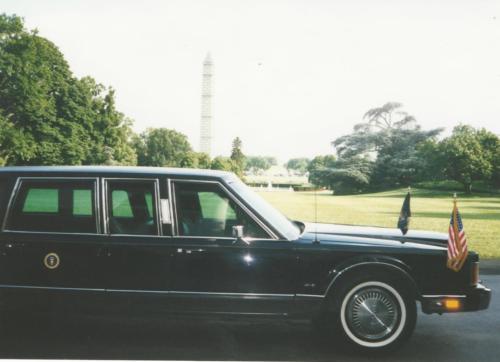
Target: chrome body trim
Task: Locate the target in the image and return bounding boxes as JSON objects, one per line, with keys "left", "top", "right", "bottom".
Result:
{"left": 169, "top": 178, "right": 278, "bottom": 240}
{"left": 296, "top": 294, "right": 324, "bottom": 298}
{"left": 169, "top": 178, "right": 179, "bottom": 236}
{"left": 0, "top": 284, "right": 294, "bottom": 298}
{"left": 421, "top": 294, "right": 467, "bottom": 298}
{"left": 0, "top": 230, "right": 103, "bottom": 237}
{"left": 166, "top": 235, "right": 270, "bottom": 242}
{"left": 2, "top": 177, "right": 101, "bottom": 234}
{"left": 166, "top": 178, "right": 175, "bottom": 236}
{"left": 108, "top": 289, "right": 294, "bottom": 297}
{"left": 1, "top": 177, "right": 21, "bottom": 231}
{"left": 186, "top": 311, "right": 289, "bottom": 316}
{"left": 324, "top": 261, "right": 413, "bottom": 297}
{"left": 153, "top": 177, "right": 162, "bottom": 236}
{"left": 100, "top": 177, "right": 107, "bottom": 234}
{"left": 0, "top": 284, "right": 105, "bottom": 292}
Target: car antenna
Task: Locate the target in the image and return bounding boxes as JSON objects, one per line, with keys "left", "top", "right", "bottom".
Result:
{"left": 313, "top": 182, "right": 320, "bottom": 244}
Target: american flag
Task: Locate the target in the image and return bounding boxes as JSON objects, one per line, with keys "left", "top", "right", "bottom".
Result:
{"left": 447, "top": 199, "right": 468, "bottom": 272}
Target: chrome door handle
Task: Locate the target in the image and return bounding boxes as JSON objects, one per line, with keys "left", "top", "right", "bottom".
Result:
{"left": 177, "top": 248, "right": 206, "bottom": 254}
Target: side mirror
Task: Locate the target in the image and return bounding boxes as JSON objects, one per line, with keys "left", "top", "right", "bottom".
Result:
{"left": 232, "top": 225, "right": 250, "bottom": 245}
{"left": 232, "top": 225, "right": 244, "bottom": 239}
{"left": 160, "top": 199, "right": 172, "bottom": 224}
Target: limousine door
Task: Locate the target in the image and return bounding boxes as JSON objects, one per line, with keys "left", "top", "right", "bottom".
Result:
{"left": 103, "top": 178, "right": 177, "bottom": 313}
{"left": 0, "top": 178, "right": 107, "bottom": 311}
{"left": 168, "top": 180, "right": 297, "bottom": 315}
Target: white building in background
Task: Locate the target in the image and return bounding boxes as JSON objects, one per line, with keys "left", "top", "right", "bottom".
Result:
{"left": 199, "top": 53, "right": 213, "bottom": 156}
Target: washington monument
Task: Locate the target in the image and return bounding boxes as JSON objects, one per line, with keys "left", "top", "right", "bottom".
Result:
{"left": 200, "top": 53, "right": 213, "bottom": 156}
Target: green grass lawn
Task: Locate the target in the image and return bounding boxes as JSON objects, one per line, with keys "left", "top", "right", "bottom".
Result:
{"left": 257, "top": 188, "right": 500, "bottom": 259}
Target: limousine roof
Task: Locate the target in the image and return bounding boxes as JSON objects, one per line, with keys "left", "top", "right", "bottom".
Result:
{"left": 0, "top": 166, "right": 235, "bottom": 180}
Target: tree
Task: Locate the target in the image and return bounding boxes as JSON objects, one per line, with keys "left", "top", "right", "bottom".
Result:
{"left": 133, "top": 128, "right": 192, "bottom": 167}
{"left": 307, "top": 155, "right": 337, "bottom": 187}
{"left": 308, "top": 155, "right": 373, "bottom": 194}
{"left": 363, "top": 102, "right": 416, "bottom": 131}
{"left": 211, "top": 156, "right": 237, "bottom": 172}
{"left": 415, "top": 139, "right": 446, "bottom": 182}
{"left": 177, "top": 151, "right": 212, "bottom": 169}
{"left": 333, "top": 102, "right": 441, "bottom": 158}
{"left": 332, "top": 102, "right": 442, "bottom": 189}
{"left": 333, "top": 102, "right": 410, "bottom": 158}
{"left": 285, "top": 158, "right": 310, "bottom": 174}
{"left": 477, "top": 128, "right": 500, "bottom": 188}
{"left": 370, "top": 127, "right": 442, "bottom": 187}
{"left": 230, "top": 137, "right": 245, "bottom": 163}
{"left": 245, "top": 156, "right": 276, "bottom": 173}
{"left": 0, "top": 14, "right": 136, "bottom": 165}
{"left": 326, "top": 157, "right": 373, "bottom": 194}
{"left": 193, "top": 152, "right": 212, "bottom": 169}
{"left": 440, "top": 125, "right": 493, "bottom": 193}
{"left": 0, "top": 112, "right": 19, "bottom": 165}
{"left": 492, "top": 146, "right": 500, "bottom": 189}
{"left": 83, "top": 86, "right": 137, "bottom": 165}
{"left": 230, "top": 137, "right": 245, "bottom": 176}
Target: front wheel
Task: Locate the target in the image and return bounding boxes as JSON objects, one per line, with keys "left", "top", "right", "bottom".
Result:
{"left": 323, "top": 274, "right": 417, "bottom": 351}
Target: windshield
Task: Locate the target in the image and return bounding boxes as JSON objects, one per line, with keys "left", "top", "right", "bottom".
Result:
{"left": 228, "top": 179, "right": 300, "bottom": 240}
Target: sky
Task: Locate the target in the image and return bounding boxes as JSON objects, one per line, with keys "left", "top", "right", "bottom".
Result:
{"left": 2, "top": 0, "right": 500, "bottom": 162}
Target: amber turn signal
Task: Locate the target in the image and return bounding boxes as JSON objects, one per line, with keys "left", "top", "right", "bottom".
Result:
{"left": 444, "top": 299, "right": 460, "bottom": 310}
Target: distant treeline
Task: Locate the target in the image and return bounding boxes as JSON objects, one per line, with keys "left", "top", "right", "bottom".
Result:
{"left": 286, "top": 103, "right": 500, "bottom": 194}
{"left": 0, "top": 14, "right": 248, "bottom": 174}
{"left": 1, "top": 14, "right": 498, "bottom": 194}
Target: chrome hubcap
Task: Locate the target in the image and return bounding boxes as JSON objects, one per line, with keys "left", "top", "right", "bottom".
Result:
{"left": 346, "top": 287, "right": 400, "bottom": 341}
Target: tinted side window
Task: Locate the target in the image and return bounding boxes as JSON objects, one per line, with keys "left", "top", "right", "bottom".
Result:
{"left": 107, "top": 180, "right": 158, "bottom": 235}
{"left": 6, "top": 179, "right": 97, "bottom": 233}
{"left": 173, "top": 182, "right": 269, "bottom": 239}
{"left": 22, "top": 188, "right": 59, "bottom": 212}
{"left": 73, "top": 189, "right": 93, "bottom": 215}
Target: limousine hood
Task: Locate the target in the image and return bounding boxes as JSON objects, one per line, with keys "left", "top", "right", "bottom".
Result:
{"left": 301, "top": 222, "right": 448, "bottom": 249}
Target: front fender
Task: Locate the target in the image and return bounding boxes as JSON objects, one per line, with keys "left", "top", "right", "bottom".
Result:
{"left": 323, "top": 255, "right": 420, "bottom": 299}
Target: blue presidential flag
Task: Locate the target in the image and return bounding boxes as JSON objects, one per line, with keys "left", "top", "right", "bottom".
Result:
{"left": 397, "top": 191, "right": 411, "bottom": 235}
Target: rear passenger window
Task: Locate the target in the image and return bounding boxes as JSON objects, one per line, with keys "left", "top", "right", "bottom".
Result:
{"left": 22, "top": 188, "right": 59, "bottom": 213}
{"left": 111, "top": 190, "right": 134, "bottom": 217}
{"left": 106, "top": 180, "right": 159, "bottom": 235}
{"left": 73, "top": 189, "right": 93, "bottom": 216}
{"left": 6, "top": 179, "right": 97, "bottom": 233}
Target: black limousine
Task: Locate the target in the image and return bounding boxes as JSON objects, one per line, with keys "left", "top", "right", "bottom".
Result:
{"left": 0, "top": 166, "right": 491, "bottom": 350}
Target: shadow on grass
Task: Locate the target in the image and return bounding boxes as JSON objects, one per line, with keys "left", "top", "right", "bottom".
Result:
{"left": 455, "top": 199, "right": 500, "bottom": 204}
{"left": 298, "top": 189, "right": 494, "bottom": 199}
{"left": 378, "top": 211, "right": 500, "bottom": 221}
{"left": 324, "top": 188, "right": 500, "bottom": 199}
{"left": 467, "top": 206, "right": 500, "bottom": 211}
{"left": 364, "top": 190, "right": 453, "bottom": 198}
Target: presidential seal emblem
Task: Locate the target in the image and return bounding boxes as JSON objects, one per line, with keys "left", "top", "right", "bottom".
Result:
{"left": 44, "top": 252, "right": 60, "bottom": 269}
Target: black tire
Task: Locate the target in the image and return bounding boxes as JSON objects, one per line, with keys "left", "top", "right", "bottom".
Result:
{"left": 320, "top": 272, "right": 417, "bottom": 352}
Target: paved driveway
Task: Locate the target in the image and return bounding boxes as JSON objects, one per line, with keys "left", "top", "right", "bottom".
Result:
{"left": 0, "top": 275, "right": 497, "bottom": 361}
